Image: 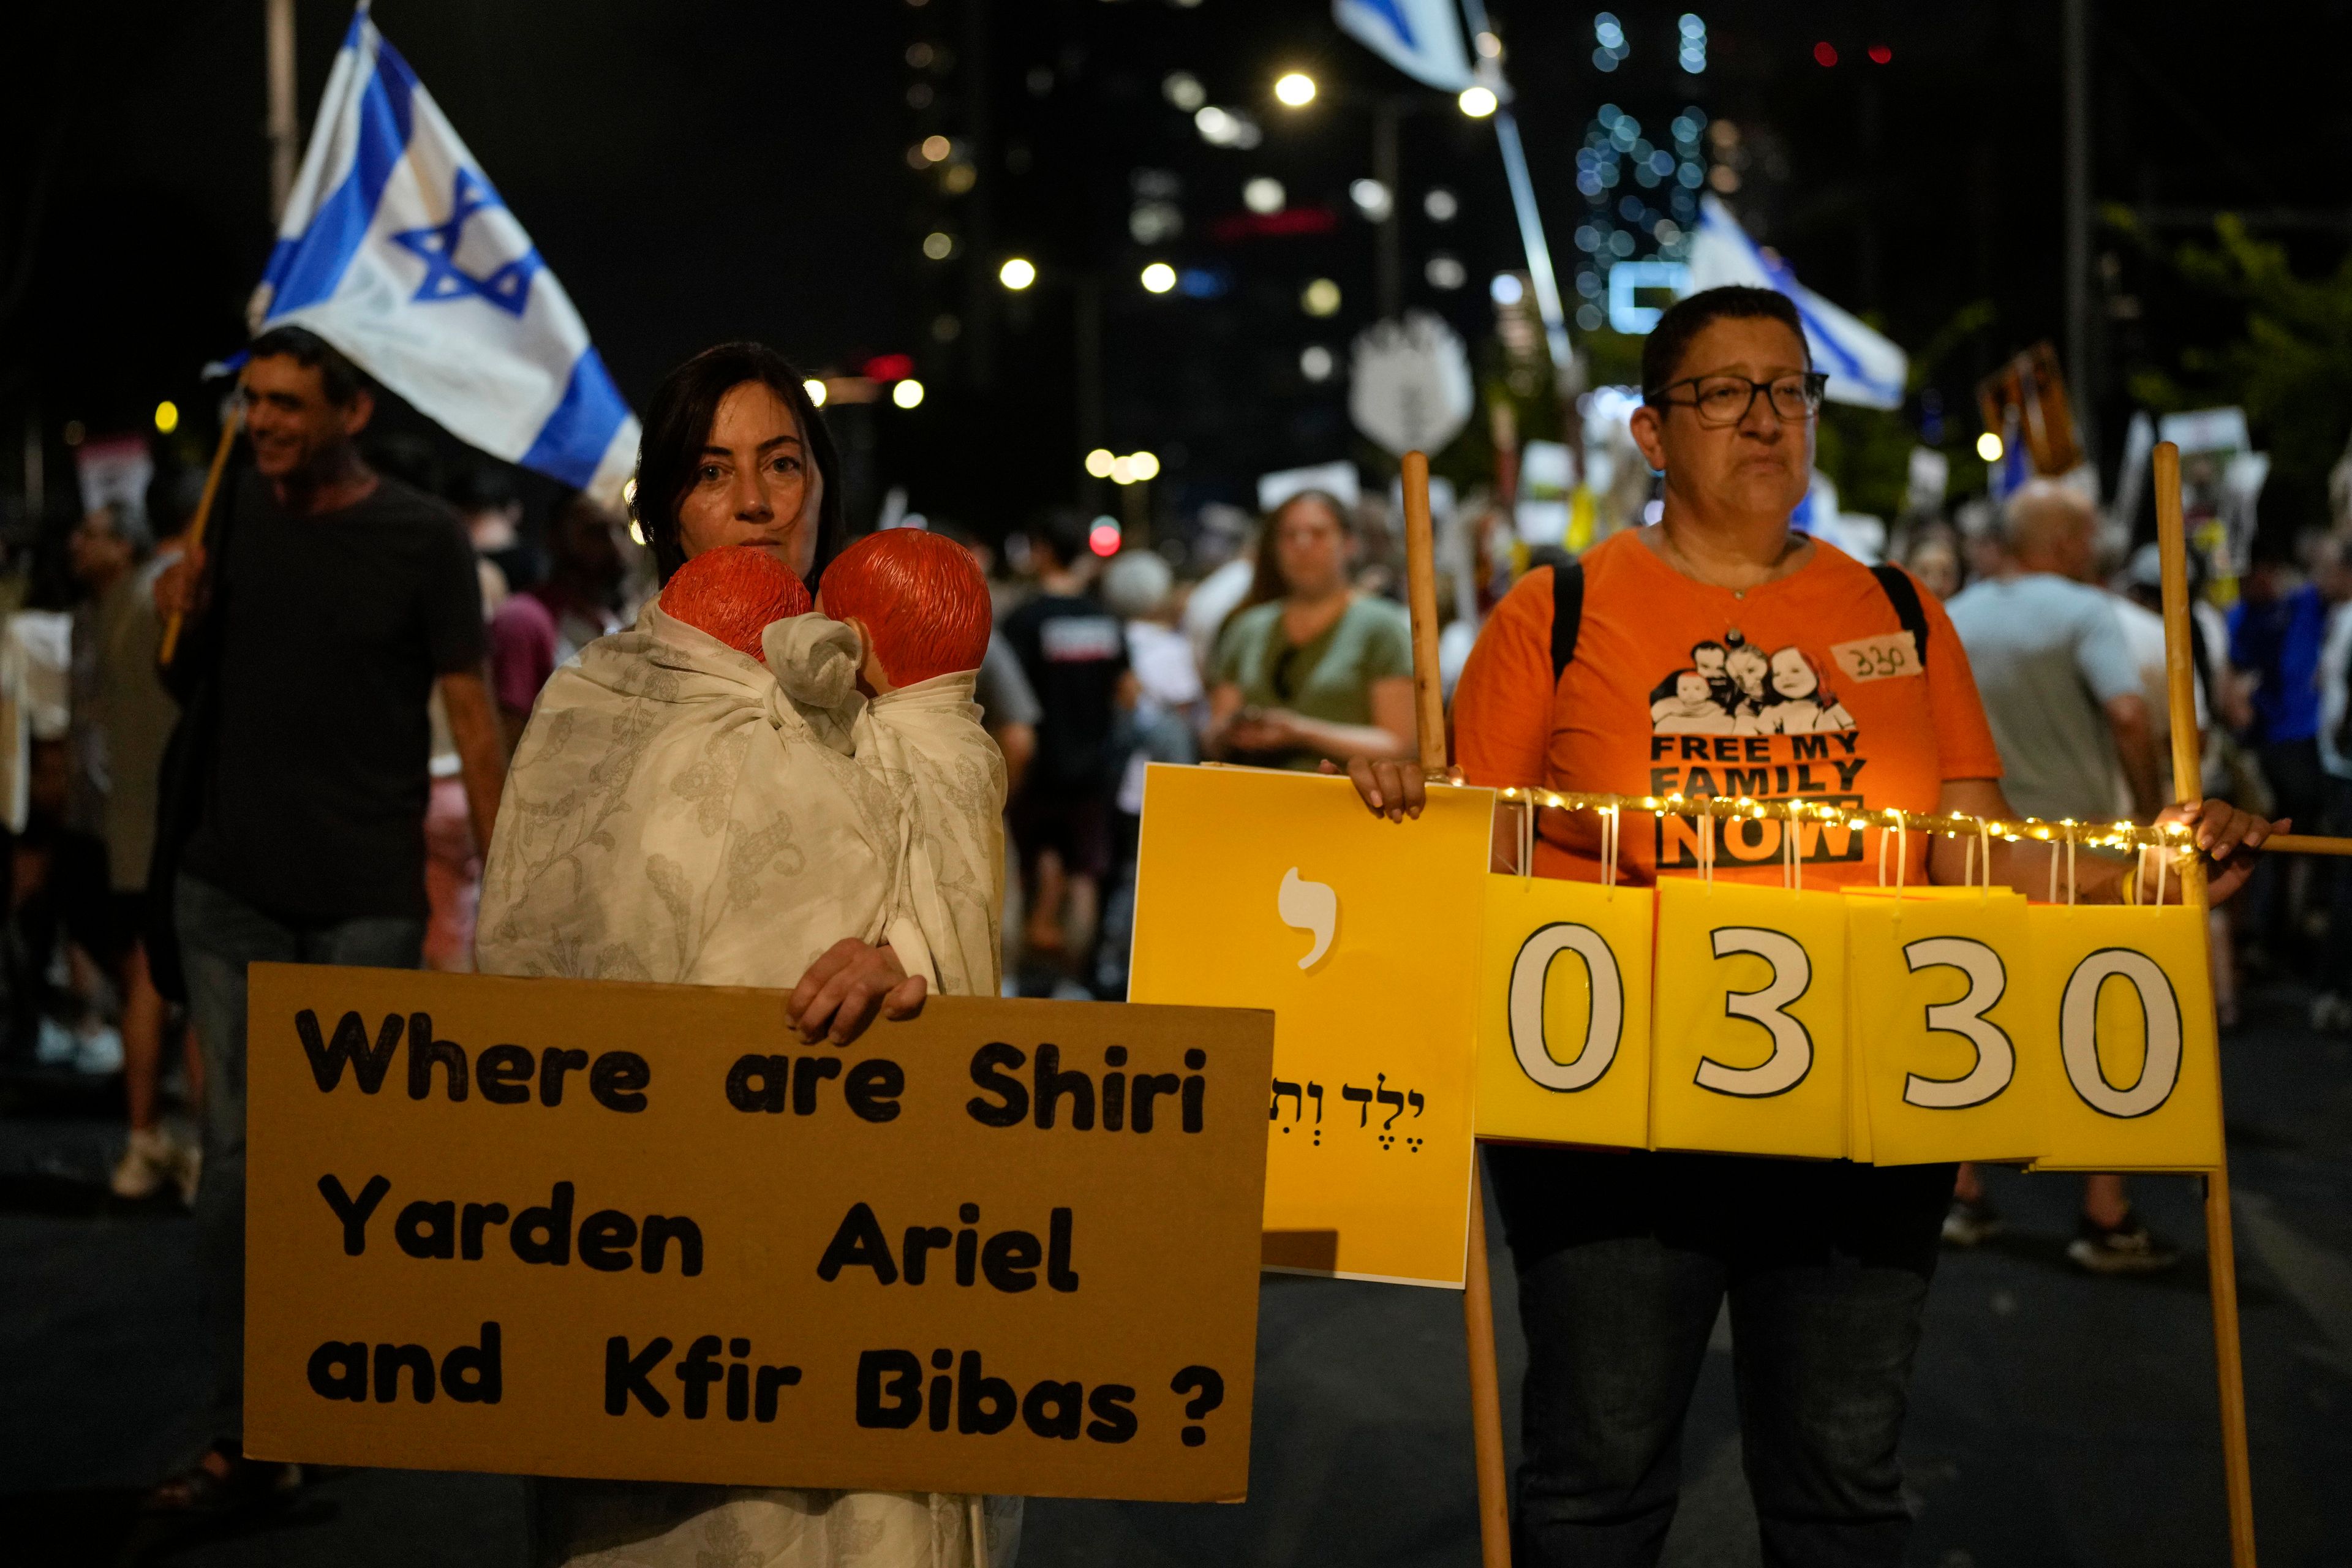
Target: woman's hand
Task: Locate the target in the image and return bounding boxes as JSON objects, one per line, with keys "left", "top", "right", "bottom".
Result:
{"left": 1320, "top": 757, "right": 1463, "bottom": 823}
{"left": 788, "top": 939, "right": 927, "bottom": 1046}
{"left": 1226, "top": 709, "right": 1302, "bottom": 753}
{"left": 2154, "top": 798, "right": 2280, "bottom": 905}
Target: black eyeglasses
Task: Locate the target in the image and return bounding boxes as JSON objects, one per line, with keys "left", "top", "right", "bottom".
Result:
{"left": 1648, "top": 371, "right": 1829, "bottom": 427}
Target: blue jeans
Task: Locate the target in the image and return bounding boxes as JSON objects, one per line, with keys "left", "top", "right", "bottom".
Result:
{"left": 179, "top": 873, "right": 424, "bottom": 1442}
{"left": 1486, "top": 1146, "right": 1954, "bottom": 1568}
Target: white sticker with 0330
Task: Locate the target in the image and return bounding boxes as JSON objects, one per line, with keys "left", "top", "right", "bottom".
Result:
{"left": 1828, "top": 631, "right": 1921, "bottom": 683}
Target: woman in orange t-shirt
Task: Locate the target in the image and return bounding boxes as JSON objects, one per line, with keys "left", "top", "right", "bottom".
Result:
{"left": 1338, "top": 287, "right": 2271, "bottom": 1568}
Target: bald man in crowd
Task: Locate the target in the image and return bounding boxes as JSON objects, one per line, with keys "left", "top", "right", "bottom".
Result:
{"left": 1943, "top": 478, "right": 2176, "bottom": 1272}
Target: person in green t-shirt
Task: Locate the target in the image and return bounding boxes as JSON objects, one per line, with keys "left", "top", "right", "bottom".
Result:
{"left": 1206, "top": 489, "right": 1418, "bottom": 771}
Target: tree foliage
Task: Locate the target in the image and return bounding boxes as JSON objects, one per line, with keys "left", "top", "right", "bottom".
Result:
{"left": 2119, "top": 212, "right": 2352, "bottom": 530}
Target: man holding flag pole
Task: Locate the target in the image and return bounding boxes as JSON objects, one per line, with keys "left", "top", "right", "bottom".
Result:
{"left": 144, "top": 4, "right": 638, "bottom": 1518}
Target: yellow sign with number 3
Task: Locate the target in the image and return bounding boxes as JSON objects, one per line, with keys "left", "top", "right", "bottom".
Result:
{"left": 1650, "top": 879, "right": 1849, "bottom": 1159}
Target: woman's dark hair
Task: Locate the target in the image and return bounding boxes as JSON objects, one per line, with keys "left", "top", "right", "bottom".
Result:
{"left": 1242, "top": 488, "right": 1354, "bottom": 611}
{"left": 633, "top": 341, "right": 844, "bottom": 586}
{"left": 1641, "top": 285, "right": 1808, "bottom": 399}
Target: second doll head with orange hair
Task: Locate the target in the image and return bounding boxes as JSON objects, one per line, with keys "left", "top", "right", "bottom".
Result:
{"left": 816, "top": 529, "right": 991, "bottom": 694}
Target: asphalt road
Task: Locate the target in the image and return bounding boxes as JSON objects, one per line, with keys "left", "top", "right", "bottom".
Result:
{"left": 7, "top": 982, "right": 2350, "bottom": 1566}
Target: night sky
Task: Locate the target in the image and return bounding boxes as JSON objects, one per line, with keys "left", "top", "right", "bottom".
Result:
{"left": 9, "top": 1, "right": 2352, "bottom": 540}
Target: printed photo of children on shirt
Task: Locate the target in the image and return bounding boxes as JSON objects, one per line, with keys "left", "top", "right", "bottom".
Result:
{"left": 1647, "top": 630, "right": 1856, "bottom": 736}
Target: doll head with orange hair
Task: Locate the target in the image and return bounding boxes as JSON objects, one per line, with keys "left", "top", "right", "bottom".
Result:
{"left": 816, "top": 529, "right": 991, "bottom": 693}
{"left": 657, "top": 544, "right": 813, "bottom": 663}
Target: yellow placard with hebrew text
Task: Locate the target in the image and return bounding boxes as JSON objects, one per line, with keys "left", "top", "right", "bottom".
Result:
{"left": 1651, "top": 878, "right": 1849, "bottom": 1159}
{"left": 1128, "top": 766, "right": 1493, "bottom": 1286}
{"left": 1846, "top": 889, "right": 2046, "bottom": 1166}
{"left": 2021, "top": 903, "right": 2224, "bottom": 1172}
{"left": 1476, "top": 875, "right": 1653, "bottom": 1150}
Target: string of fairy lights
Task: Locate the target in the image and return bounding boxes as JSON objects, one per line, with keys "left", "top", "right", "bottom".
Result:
{"left": 1490, "top": 786, "right": 2199, "bottom": 855}
{"left": 1483, "top": 785, "right": 2204, "bottom": 905}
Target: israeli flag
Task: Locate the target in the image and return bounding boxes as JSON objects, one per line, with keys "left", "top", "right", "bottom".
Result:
{"left": 1333, "top": 0, "right": 1476, "bottom": 92}
{"left": 1685, "top": 195, "right": 1908, "bottom": 412}
{"left": 251, "top": 9, "right": 636, "bottom": 503}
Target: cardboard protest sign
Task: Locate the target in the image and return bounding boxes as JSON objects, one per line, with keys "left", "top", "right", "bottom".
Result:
{"left": 2021, "top": 904, "right": 2225, "bottom": 1172}
{"left": 1475, "top": 874, "right": 1653, "bottom": 1150}
{"left": 1650, "top": 879, "right": 1850, "bottom": 1159}
{"left": 243, "top": 966, "right": 1272, "bottom": 1501}
{"left": 1128, "top": 765, "right": 1491, "bottom": 1287}
{"left": 1844, "top": 889, "right": 2046, "bottom": 1166}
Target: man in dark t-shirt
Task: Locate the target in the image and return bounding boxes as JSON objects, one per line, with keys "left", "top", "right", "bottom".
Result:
{"left": 999, "top": 510, "right": 1133, "bottom": 993}
{"left": 145, "top": 326, "right": 508, "bottom": 1513}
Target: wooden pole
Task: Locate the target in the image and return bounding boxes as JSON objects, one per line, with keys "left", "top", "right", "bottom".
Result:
{"left": 2254, "top": 832, "right": 2352, "bottom": 857}
{"left": 266, "top": 0, "right": 298, "bottom": 222}
{"left": 1400, "top": 451, "right": 1449, "bottom": 771}
{"left": 1400, "top": 450, "right": 1512, "bottom": 1568}
{"left": 157, "top": 400, "right": 242, "bottom": 669}
{"left": 2155, "top": 439, "right": 2258, "bottom": 1567}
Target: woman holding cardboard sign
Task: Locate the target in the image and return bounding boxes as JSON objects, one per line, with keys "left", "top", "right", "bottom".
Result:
{"left": 487, "top": 343, "right": 1015, "bottom": 1568}
{"left": 1340, "top": 287, "right": 2271, "bottom": 1568}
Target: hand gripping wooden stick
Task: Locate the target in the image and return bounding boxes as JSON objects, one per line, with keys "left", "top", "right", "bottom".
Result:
{"left": 2157, "top": 439, "right": 2258, "bottom": 1567}
{"left": 157, "top": 400, "right": 244, "bottom": 668}
{"left": 1400, "top": 451, "right": 1512, "bottom": 1568}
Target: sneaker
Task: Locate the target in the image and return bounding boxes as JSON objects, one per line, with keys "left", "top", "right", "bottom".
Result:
{"left": 1942, "top": 1195, "right": 2003, "bottom": 1248}
{"left": 111, "top": 1126, "right": 200, "bottom": 1205}
{"left": 2067, "top": 1209, "right": 2180, "bottom": 1275}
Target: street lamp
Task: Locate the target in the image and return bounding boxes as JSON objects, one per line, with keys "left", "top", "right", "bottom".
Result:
{"left": 1140, "top": 262, "right": 1177, "bottom": 294}
{"left": 1273, "top": 71, "right": 1317, "bottom": 108}
{"left": 892, "top": 379, "right": 926, "bottom": 409}
{"left": 1458, "top": 85, "right": 1499, "bottom": 118}
{"left": 998, "top": 257, "right": 1037, "bottom": 290}
{"left": 802, "top": 379, "right": 827, "bottom": 407}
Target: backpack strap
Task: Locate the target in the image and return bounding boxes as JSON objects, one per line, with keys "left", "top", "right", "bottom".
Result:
{"left": 1869, "top": 562, "right": 1931, "bottom": 674}
{"left": 1550, "top": 561, "right": 1586, "bottom": 685}
{"left": 1547, "top": 557, "right": 1928, "bottom": 683}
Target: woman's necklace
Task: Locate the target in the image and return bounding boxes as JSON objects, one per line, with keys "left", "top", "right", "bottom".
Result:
{"left": 1651, "top": 523, "right": 1807, "bottom": 599}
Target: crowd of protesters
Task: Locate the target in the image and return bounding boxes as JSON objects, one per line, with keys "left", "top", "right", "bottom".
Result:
{"left": 10, "top": 329, "right": 2350, "bottom": 1108}
{"left": 0, "top": 307, "right": 2321, "bottom": 1557}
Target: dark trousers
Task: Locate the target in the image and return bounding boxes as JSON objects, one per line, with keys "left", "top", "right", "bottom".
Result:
{"left": 179, "top": 873, "right": 424, "bottom": 1442}
{"left": 1487, "top": 1145, "right": 1954, "bottom": 1568}
{"left": 2249, "top": 739, "right": 2326, "bottom": 959}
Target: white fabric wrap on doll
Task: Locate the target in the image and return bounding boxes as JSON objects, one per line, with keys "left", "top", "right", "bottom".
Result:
{"left": 475, "top": 603, "right": 907, "bottom": 988}
{"left": 843, "top": 665, "right": 1008, "bottom": 999}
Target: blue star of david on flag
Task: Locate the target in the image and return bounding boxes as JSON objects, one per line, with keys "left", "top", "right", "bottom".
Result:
{"left": 389, "top": 167, "right": 544, "bottom": 317}
{"left": 247, "top": 9, "right": 638, "bottom": 501}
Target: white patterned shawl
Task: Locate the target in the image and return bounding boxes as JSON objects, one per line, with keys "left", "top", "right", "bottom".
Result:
{"left": 475, "top": 604, "right": 902, "bottom": 989}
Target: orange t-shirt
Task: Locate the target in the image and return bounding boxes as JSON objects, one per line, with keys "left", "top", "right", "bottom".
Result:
{"left": 1453, "top": 530, "right": 2004, "bottom": 887}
